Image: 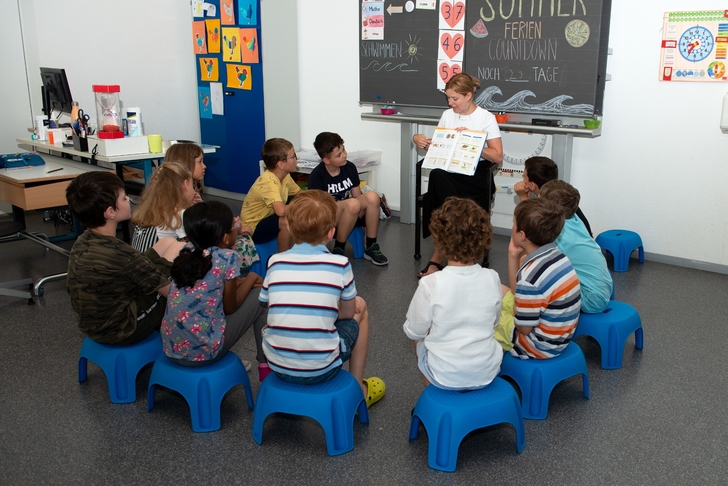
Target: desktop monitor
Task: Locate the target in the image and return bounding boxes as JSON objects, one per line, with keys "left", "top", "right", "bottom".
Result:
{"left": 40, "top": 67, "right": 73, "bottom": 119}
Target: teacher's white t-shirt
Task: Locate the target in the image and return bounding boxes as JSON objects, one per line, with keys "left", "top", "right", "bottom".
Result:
{"left": 437, "top": 106, "right": 502, "bottom": 140}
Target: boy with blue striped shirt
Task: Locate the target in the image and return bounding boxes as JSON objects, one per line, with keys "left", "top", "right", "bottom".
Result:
{"left": 506, "top": 198, "right": 582, "bottom": 359}
{"left": 259, "top": 190, "right": 385, "bottom": 407}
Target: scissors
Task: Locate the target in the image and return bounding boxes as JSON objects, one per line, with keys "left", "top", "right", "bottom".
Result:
{"left": 77, "top": 109, "right": 90, "bottom": 127}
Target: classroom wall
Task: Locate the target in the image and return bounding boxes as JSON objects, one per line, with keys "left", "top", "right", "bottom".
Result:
{"left": 7, "top": 0, "right": 201, "bottom": 146}
{"left": 1, "top": 0, "right": 36, "bottom": 156}
{"left": 296, "top": 0, "right": 728, "bottom": 268}
{"left": 4, "top": 1, "right": 727, "bottom": 268}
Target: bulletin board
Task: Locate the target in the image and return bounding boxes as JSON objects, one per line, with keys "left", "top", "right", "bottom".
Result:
{"left": 191, "top": 0, "right": 266, "bottom": 193}
{"left": 659, "top": 9, "right": 728, "bottom": 82}
{"left": 359, "top": 0, "right": 612, "bottom": 116}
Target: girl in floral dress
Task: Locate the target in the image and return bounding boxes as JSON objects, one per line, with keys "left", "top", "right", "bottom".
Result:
{"left": 161, "top": 201, "right": 267, "bottom": 371}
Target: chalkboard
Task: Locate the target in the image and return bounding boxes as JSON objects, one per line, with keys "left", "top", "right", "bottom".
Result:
{"left": 359, "top": 0, "right": 611, "bottom": 116}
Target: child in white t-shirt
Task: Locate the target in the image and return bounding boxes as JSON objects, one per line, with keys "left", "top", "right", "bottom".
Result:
{"left": 403, "top": 196, "right": 506, "bottom": 390}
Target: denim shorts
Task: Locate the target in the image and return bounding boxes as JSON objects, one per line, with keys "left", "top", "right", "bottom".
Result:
{"left": 274, "top": 318, "right": 359, "bottom": 385}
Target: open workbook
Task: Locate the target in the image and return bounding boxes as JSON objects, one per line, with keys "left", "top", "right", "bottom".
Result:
{"left": 422, "top": 128, "right": 488, "bottom": 176}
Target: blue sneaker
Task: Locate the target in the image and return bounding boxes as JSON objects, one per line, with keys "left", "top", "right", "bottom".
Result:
{"left": 364, "top": 243, "right": 388, "bottom": 266}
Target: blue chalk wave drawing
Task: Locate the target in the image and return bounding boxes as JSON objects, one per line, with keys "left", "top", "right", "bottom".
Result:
{"left": 475, "top": 86, "right": 593, "bottom": 116}
{"left": 361, "top": 61, "right": 419, "bottom": 72}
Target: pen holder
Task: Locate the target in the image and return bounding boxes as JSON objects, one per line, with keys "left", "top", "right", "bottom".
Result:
{"left": 73, "top": 134, "right": 89, "bottom": 152}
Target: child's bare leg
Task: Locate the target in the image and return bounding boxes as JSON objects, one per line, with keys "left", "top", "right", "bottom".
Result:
{"left": 356, "top": 191, "right": 381, "bottom": 239}
{"left": 350, "top": 296, "right": 370, "bottom": 396}
{"left": 153, "top": 238, "right": 186, "bottom": 262}
{"left": 413, "top": 340, "right": 431, "bottom": 388}
{"left": 336, "top": 199, "right": 360, "bottom": 243}
{"left": 277, "top": 216, "right": 292, "bottom": 253}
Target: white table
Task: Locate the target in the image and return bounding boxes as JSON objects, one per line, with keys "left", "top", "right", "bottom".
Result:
{"left": 17, "top": 138, "right": 217, "bottom": 184}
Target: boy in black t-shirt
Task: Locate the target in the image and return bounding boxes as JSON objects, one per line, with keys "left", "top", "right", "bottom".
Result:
{"left": 308, "top": 132, "right": 388, "bottom": 265}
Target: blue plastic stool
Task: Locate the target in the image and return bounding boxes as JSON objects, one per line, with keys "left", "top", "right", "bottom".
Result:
{"left": 147, "top": 352, "right": 254, "bottom": 432}
{"left": 596, "top": 229, "right": 644, "bottom": 272}
{"left": 348, "top": 226, "right": 365, "bottom": 259}
{"left": 78, "top": 331, "right": 162, "bottom": 404}
{"left": 249, "top": 239, "right": 278, "bottom": 279}
{"left": 409, "top": 377, "right": 525, "bottom": 472}
{"left": 574, "top": 301, "right": 644, "bottom": 370}
{"left": 252, "top": 370, "right": 369, "bottom": 456}
{"left": 499, "top": 342, "right": 590, "bottom": 420}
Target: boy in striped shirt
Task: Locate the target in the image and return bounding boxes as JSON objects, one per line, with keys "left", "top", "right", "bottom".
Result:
{"left": 506, "top": 198, "right": 581, "bottom": 359}
{"left": 259, "top": 190, "right": 385, "bottom": 407}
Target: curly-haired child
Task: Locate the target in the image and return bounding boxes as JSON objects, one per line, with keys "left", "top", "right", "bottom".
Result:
{"left": 403, "top": 196, "right": 508, "bottom": 390}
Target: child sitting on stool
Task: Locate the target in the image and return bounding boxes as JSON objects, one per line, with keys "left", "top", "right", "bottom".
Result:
{"left": 403, "top": 197, "right": 506, "bottom": 390}
{"left": 66, "top": 171, "right": 184, "bottom": 345}
{"left": 308, "top": 132, "right": 388, "bottom": 266}
{"left": 505, "top": 198, "right": 581, "bottom": 359}
{"left": 259, "top": 190, "right": 385, "bottom": 406}
{"left": 540, "top": 180, "right": 612, "bottom": 313}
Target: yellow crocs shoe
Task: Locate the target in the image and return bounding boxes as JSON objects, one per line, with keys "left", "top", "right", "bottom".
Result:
{"left": 363, "top": 377, "right": 386, "bottom": 408}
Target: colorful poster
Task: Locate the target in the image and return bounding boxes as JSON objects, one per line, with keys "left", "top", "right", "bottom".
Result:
{"left": 199, "top": 87, "right": 212, "bottom": 119}
{"left": 192, "top": 21, "right": 207, "bottom": 54}
{"left": 238, "top": 1, "right": 257, "bottom": 25}
{"left": 222, "top": 27, "right": 241, "bottom": 62}
{"left": 226, "top": 64, "right": 252, "bottom": 90}
{"left": 240, "top": 28, "right": 259, "bottom": 63}
{"left": 205, "top": 19, "right": 221, "bottom": 53}
{"left": 221, "top": 0, "right": 236, "bottom": 25}
{"left": 659, "top": 10, "right": 728, "bottom": 82}
{"left": 199, "top": 58, "right": 219, "bottom": 81}
{"left": 362, "top": 2, "right": 384, "bottom": 40}
{"left": 439, "top": 0, "right": 465, "bottom": 31}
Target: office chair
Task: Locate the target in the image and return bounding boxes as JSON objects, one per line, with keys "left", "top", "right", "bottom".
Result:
{"left": 0, "top": 220, "right": 37, "bottom": 304}
{"left": 0, "top": 218, "right": 70, "bottom": 303}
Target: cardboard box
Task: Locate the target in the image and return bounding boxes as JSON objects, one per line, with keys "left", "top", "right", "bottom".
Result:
{"left": 87, "top": 135, "right": 149, "bottom": 157}
{"left": 47, "top": 128, "right": 72, "bottom": 145}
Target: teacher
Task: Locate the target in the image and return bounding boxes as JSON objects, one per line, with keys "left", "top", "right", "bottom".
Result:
{"left": 413, "top": 73, "right": 503, "bottom": 277}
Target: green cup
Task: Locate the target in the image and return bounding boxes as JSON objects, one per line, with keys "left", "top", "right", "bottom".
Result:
{"left": 148, "top": 134, "right": 163, "bottom": 153}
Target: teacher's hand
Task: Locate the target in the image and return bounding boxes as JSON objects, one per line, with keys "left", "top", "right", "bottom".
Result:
{"left": 413, "top": 134, "right": 431, "bottom": 150}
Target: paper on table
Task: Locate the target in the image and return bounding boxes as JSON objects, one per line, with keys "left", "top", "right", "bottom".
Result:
{"left": 211, "top": 83, "right": 224, "bottom": 115}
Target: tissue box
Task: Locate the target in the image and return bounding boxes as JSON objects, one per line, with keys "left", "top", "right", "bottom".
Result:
{"left": 87, "top": 135, "right": 149, "bottom": 157}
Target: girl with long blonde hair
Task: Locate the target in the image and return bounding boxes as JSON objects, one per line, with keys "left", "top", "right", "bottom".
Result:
{"left": 131, "top": 161, "right": 197, "bottom": 252}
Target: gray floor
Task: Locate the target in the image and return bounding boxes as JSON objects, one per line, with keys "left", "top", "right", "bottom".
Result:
{"left": 1, "top": 203, "right": 727, "bottom": 485}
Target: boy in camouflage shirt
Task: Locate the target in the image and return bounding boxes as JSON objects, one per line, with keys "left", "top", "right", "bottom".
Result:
{"left": 66, "top": 172, "right": 183, "bottom": 344}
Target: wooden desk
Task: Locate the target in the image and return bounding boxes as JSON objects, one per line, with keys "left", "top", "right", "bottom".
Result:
{"left": 0, "top": 156, "right": 106, "bottom": 211}
{"left": 0, "top": 154, "right": 110, "bottom": 298}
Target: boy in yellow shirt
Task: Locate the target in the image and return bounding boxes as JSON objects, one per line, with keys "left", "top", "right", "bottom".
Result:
{"left": 241, "top": 138, "right": 301, "bottom": 253}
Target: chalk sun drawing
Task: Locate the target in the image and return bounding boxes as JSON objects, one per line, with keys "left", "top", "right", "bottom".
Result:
{"left": 475, "top": 86, "right": 593, "bottom": 116}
